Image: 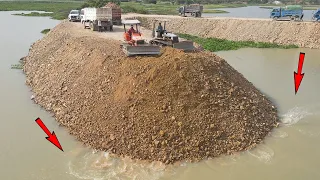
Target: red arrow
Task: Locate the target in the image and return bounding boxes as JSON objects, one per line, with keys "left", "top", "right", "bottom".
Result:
{"left": 294, "top": 52, "right": 305, "bottom": 94}
{"left": 35, "top": 118, "right": 63, "bottom": 151}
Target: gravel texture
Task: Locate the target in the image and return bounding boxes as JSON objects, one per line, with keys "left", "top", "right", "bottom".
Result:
{"left": 24, "top": 21, "right": 279, "bottom": 164}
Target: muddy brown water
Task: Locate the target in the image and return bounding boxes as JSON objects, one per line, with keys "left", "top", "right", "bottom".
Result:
{"left": 1, "top": 11, "right": 320, "bottom": 180}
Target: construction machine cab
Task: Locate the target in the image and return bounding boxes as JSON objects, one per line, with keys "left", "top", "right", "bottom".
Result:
{"left": 122, "top": 19, "right": 144, "bottom": 44}
{"left": 152, "top": 19, "right": 179, "bottom": 43}
{"left": 120, "top": 19, "right": 161, "bottom": 56}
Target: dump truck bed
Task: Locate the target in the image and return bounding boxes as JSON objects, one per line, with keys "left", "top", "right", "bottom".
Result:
{"left": 82, "top": 8, "right": 111, "bottom": 21}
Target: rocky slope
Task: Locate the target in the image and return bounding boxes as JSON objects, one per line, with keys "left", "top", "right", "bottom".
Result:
{"left": 124, "top": 14, "right": 320, "bottom": 49}
{"left": 24, "top": 21, "right": 279, "bottom": 164}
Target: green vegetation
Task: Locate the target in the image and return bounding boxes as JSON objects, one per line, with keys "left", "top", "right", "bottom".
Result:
{"left": 41, "top": 28, "right": 51, "bottom": 34}
{"left": 118, "top": 2, "right": 233, "bottom": 15}
{"left": 0, "top": 1, "right": 234, "bottom": 18}
{"left": 204, "top": 4, "right": 246, "bottom": 8}
{"left": 203, "top": 9, "right": 228, "bottom": 13}
{"left": 121, "top": 2, "right": 149, "bottom": 14}
{"left": 13, "top": 11, "right": 53, "bottom": 17}
{"left": 179, "top": 34, "right": 298, "bottom": 52}
{"left": 1, "top": 0, "right": 318, "bottom": 19}
{"left": 0, "top": 1, "right": 83, "bottom": 20}
{"left": 81, "top": 0, "right": 120, "bottom": 8}
{"left": 11, "top": 58, "right": 25, "bottom": 70}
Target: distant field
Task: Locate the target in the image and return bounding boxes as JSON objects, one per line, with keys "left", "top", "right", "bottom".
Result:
{"left": 0, "top": 1, "right": 83, "bottom": 19}
{"left": 0, "top": 1, "right": 238, "bottom": 18}
{"left": 121, "top": 2, "right": 238, "bottom": 15}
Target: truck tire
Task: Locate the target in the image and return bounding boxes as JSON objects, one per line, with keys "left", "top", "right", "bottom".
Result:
{"left": 90, "top": 22, "right": 98, "bottom": 31}
{"left": 93, "top": 24, "right": 98, "bottom": 31}
{"left": 89, "top": 22, "right": 93, "bottom": 30}
{"left": 290, "top": 16, "right": 295, "bottom": 21}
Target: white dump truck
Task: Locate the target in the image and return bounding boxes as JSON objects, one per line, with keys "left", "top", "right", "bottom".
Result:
{"left": 80, "top": 8, "right": 113, "bottom": 31}
{"left": 178, "top": 4, "right": 203, "bottom": 17}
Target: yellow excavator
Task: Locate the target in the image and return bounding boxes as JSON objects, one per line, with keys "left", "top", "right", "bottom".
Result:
{"left": 120, "top": 19, "right": 161, "bottom": 56}
{"left": 149, "top": 19, "right": 195, "bottom": 51}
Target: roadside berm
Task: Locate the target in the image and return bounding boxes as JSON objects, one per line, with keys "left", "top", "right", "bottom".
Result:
{"left": 24, "top": 21, "right": 279, "bottom": 164}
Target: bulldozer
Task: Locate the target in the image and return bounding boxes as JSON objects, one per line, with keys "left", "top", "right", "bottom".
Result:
{"left": 121, "top": 19, "right": 161, "bottom": 56}
{"left": 149, "top": 19, "right": 195, "bottom": 51}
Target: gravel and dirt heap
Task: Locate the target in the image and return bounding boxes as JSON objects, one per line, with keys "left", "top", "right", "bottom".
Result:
{"left": 24, "top": 21, "right": 278, "bottom": 164}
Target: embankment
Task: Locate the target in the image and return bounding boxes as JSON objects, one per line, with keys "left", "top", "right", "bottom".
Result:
{"left": 127, "top": 14, "right": 320, "bottom": 49}
{"left": 24, "top": 21, "right": 279, "bottom": 164}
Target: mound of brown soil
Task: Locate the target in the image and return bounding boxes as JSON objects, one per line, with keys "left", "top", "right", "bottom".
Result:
{"left": 24, "top": 21, "right": 278, "bottom": 164}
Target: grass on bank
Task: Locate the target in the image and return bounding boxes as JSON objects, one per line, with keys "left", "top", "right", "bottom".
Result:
{"left": 204, "top": 3, "right": 247, "bottom": 9}
{"left": 41, "top": 28, "right": 51, "bottom": 34}
{"left": 12, "top": 11, "right": 53, "bottom": 17}
{"left": 203, "top": 9, "right": 228, "bottom": 13}
{"left": 179, "top": 34, "right": 298, "bottom": 52}
{"left": 0, "top": 1, "right": 246, "bottom": 18}
{"left": 0, "top": 1, "right": 83, "bottom": 20}
{"left": 1, "top": 1, "right": 232, "bottom": 18}
{"left": 11, "top": 58, "right": 25, "bottom": 70}
{"left": 121, "top": 2, "right": 233, "bottom": 15}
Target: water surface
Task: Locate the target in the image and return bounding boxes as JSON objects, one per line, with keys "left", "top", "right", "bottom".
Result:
{"left": 203, "top": 6, "right": 315, "bottom": 20}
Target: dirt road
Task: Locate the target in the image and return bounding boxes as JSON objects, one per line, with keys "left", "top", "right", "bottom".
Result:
{"left": 73, "top": 21, "right": 154, "bottom": 42}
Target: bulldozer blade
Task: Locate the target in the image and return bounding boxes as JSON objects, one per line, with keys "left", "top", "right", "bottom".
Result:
{"left": 173, "top": 41, "right": 195, "bottom": 51}
{"left": 122, "top": 44, "right": 161, "bottom": 56}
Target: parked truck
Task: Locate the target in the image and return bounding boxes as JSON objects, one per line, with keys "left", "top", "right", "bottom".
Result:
{"left": 103, "top": 2, "right": 122, "bottom": 25}
{"left": 80, "top": 8, "right": 113, "bottom": 31}
{"left": 270, "top": 5, "right": 304, "bottom": 21}
{"left": 178, "top": 4, "right": 203, "bottom": 17}
{"left": 312, "top": 8, "right": 320, "bottom": 21}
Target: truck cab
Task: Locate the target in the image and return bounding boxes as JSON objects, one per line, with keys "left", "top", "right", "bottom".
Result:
{"left": 270, "top": 8, "right": 281, "bottom": 18}
{"left": 312, "top": 8, "right": 320, "bottom": 21}
{"left": 68, "top": 10, "right": 80, "bottom": 22}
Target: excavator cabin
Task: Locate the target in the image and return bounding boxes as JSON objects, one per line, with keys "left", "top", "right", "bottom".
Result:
{"left": 121, "top": 19, "right": 161, "bottom": 56}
